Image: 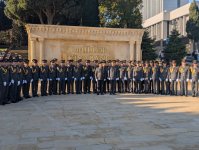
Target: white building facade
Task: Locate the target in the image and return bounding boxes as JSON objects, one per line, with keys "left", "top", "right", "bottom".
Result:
{"left": 142, "top": 0, "right": 198, "bottom": 43}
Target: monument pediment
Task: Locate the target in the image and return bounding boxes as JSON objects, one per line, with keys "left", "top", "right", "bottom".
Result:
{"left": 26, "top": 24, "right": 144, "bottom": 62}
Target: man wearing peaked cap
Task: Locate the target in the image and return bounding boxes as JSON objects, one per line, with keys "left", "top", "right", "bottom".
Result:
{"left": 32, "top": 59, "right": 40, "bottom": 97}
{"left": 40, "top": 59, "right": 48, "bottom": 96}
{"left": 57, "top": 60, "right": 67, "bottom": 95}
{"left": 190, "top": 60, "right": 199, "bottom": 97}
{"left": 22, "top": 59, "right": 32, "bottom": 99}
{"left": 66, "top": 59, "right": 75, "bottom": 94}
{"left": 83, "top": 60, "right": 92, "bottom": 94}
{"left": 0, "top": 58, "right": 10, "bottom": 105}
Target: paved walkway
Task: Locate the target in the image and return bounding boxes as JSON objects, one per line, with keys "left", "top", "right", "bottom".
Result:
{"left": 0, "top": 94, "right": 199, "bottom": 150}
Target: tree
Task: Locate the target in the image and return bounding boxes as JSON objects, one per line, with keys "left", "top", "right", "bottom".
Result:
{"left": 164, "top": 29, "right": 187, "bottom": 64}
{"left": 0, "top": 0, "right": 12, "bottom": 31}
{"left": 81, "top": 0, "right": 100, "bottom": 27}
{"left": 4, "top": 0, "right": 82, "bottom": 25}
{"left": 141, "top": 31, "right": 157, "bottom": 61}
{"left": 186, "top": 0, "right": 199, "bottom": 51}
{"left": 99, "top": 0, "right": 142, "bottom": 28}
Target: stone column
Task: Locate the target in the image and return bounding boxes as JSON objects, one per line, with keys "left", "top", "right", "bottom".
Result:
{"left": 136, "top": 41, "right": 142, "bottom": 61}
{"left": 129, "top": 40, "right": 135, "bottom": 60}
{"left": 38, "top": 38, "right": 45, "bottom": 63}
{"left": 30, "top": 37, "right": 36, "bottom": 61}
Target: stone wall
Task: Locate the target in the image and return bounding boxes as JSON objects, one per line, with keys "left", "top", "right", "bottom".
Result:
{"left": 26, "top": 24, "right": 144, "bottom": 62}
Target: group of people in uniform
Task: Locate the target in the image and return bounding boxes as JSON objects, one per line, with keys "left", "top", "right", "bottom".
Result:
{"left": 0, "top": 57, "right": 199, "bottom": 105}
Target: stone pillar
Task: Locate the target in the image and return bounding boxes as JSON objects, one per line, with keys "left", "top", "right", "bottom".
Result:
{"left": 136, "top": 41, "right": 142, "bottom": 61}
{"left": 38, "top": 38, "right": 45, "bottom": 63}
{"left": 129, "top": 40, "right": 135, "bottom": 60}
{"left": 30, "top": 37, "right": 36, "bottom": 61}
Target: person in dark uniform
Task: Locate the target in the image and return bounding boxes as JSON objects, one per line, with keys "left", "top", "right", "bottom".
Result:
{"left": 40, "top": 60, "right": 49, "bottom": 96}
{"left": 126, "top": 61, "right": 133, "bottom": 93}
{"left": 9, "top": 59, "right": 19, "bottom": 103}
{"left": 178, "top": 59, "right": 189, "bottom": 96}
{"left": 92, "top": 60, "right": 98, "bottom": 94}
{"left": 0, "top": 59, "right": 10, "bottom": 105}
{"left": 83, "top": 60, "right": 92, "bottom": 94}
{"left": 31, "top": 59, "right": 40, "bottom": 97}
{"left": 109, "top": 60, "right": 118, "bottom": 95}
{"left": 168, "top": 60, "right": 179, "bottom": 96}
{"left": 57, "top": 60, "right": 67, "bottom": 95}
{"left": 143, "top": 61, "right": 152, "bottom": 94}
{"left": 159, "top": 61, "right": 169, "bottom": 95}
{"left": 17, "top": 59, "right": 23, "bottom": 101}
{"left": 119, "top": 61, "right": 127, "bottom": 93}
{"left": 0, "top": 59, "right": 3, "bottom": 105}
{"left": 53, "top": 58, "right": 59, "bottom": 95}
{"left": 115, "top": 59, "right": 120, "bottom": 93}
{"left": 48, "top": 60, "right": 57, "bottom": 95}
{"left": 74, "top": 60, "right": 83, "bottom": 94}
{"left": 133, "top": 61, "right": 143, "bottom": 94}
{"left": 152, "top": 61, "right": 160, "bottom": 94}
{"left": 189, "top": 60, "right": 199, "bottom": 97}
{"left": 66, "top": 60, "right": 74, "bottom": 94}
{"left": 22, "top": 59, "right": 32, "bottom": 99}
{"left": 95, "top": 61, "right": 104, "bottom": 95}
{"left": 149, "top": 61, "right": 154, "bottom": 93}
{"left": 102, "top": 60, "right": 108, "bottom": 94}
{"left": 57, "top": 60, "right": 68, "bottom": 95}
{"left": 106, "top": 60, "right": 111, "bottom": 93}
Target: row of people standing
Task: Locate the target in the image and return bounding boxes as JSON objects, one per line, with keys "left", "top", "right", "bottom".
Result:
{"left": 0, "top": 58, "right": 199, "bottom": 105}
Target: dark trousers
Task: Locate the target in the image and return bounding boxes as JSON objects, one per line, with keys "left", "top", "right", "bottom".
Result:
{"left": 92, "top": 79, "right": 97, "bottom": 93}
{"left": 116, "top": 80, "right": 120, "bottom": 93}
{"left": 49, "top": 80, "right": 57, "bottom": 95}
{"left": 75, "top": 79, "right": 81, "bottom": 94}
{"left": 166, "top": 81, "right": 170, "bottom": 95}
{"left": 17, "top": 84, "right": 22, "bottom": 100}
{"left": 1, "top": 85, "right": 9, "bottom": 104}
{"left": 10, "top": 83, "right": 18, "bottom": 103}
{"left": 23, "top": 82, "right": 31, "bottom": 98}
{"left": 67, "top": 79, "right": 74, "bottom": 94}
{"left": 103, "top": 80, "right": 107, "bottom": 94}
{"left": 135, "top": 80, "right": 141, "bottom": 93}
{"left": 153, "top": 79, "right": 160, "bottom": 94}
{"left": 41, "top": 80, "right": 47, "bottom": 96}
{"left": 110, "top": 80, "right": 116, "bottom": 94}
{"left": 192, "top": 81, "right": 198, "bottom": 97}
{"left": 97, "top": 80, "right": 103, "bottom": 94}
{"left": 144, "top": 80, "right": 150, "bottom": 93}
{"left": 127, "top": 79, "right": 132, "bottom": 92}
{"left": 160, "top": 80, "right": 166, "bottom": 95}
{"left": 32, "top": 80, "right": 39, "bottom": 96}
{"left": 107, "top": 80, "right": 110, "bottom": 92}
{"left": 119, "top": 79, "right": 125, "bottom": 93}
{"left": 84, "top": 78, "right": 91, "bottom": 93}
{"left": 58, "top": 80, "right": 66, "bottom": 94}
{"left": 180, "top": 80, "right": 188, "bottom": 96}
{"left": 170, "top": 80, "right": 178, "bottom": 95}
{"left": 149, "top": 80, "right": 153, "bottom": 93}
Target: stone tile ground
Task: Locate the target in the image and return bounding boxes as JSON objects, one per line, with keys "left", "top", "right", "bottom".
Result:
{"left": 0, "top": 94, "right": 199, "bottom": 150}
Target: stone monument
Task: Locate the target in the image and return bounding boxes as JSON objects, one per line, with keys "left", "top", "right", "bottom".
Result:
{"left": 26, "top": 24, "right": 144, "bottom": 62}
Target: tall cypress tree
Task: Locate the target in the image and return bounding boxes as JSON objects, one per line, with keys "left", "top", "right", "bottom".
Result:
{"left": 164, "top": 29, "right": 187, "bottom": 64}
{"left": 141, "top": 31, "right": 157, "bottom": 61}
{"left": 81, "top": 0, "right": 100, "bottom": 27}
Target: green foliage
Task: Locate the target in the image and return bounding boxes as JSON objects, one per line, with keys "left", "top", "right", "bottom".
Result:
{"left": 0, "top": 0, "right": 12, "bottom": 31}
{"left": 141, "top": 31, "right": 157, "bottom": 61}
{"left": 0, "top": 30, "right": 11, "bottom": 45}
{"left": 4, "top": 0, "right": 82, "bottom": 25}
{"left": 186, "top": 0, "right": 199, "bottom": 42}
{"left": 82, "top": 0, "right": 100, "bottom": 27}
{"left": 164, "top": 29, "right": 187, "bottom": 64}
{"left": 99, "top": 0, "right": 142, "bottom": 28}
